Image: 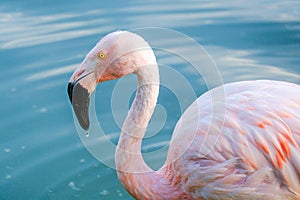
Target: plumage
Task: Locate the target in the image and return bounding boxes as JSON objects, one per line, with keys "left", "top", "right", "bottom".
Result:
{"left": 67, "top": 31, "right": 300, "bottom": 199}
{"left": 166, "top": 80, "right": 300, "bottom": 199}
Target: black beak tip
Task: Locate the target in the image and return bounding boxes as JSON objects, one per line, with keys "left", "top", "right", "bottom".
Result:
{"left": 81, "top": 121, "right": 90, "bottom": 132}
{"left": 67, "top": 82, "right": 90, "bottom": 131}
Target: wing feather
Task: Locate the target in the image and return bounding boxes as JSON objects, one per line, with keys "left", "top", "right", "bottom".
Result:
{"left": 166, "top": 80, "right": 300, "bottom": 199}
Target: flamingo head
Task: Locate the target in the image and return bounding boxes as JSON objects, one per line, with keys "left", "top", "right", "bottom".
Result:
{"left": 67, "top": 31, "right": 152, "bottom": 131}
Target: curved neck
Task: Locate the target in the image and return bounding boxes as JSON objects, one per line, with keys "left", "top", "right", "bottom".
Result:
{"left": 115, "top": 52, "right": 179, "bottom": 199}
{"left": 116, "top": 63, "right": 159, "bottom": 173}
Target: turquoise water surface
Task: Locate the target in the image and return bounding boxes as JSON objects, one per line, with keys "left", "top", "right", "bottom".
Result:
{"left": 1, "top": 0, "right": 300, "bottom": 199}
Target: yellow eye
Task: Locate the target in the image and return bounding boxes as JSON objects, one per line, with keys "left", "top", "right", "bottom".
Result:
{"left": 98, "top": 52, "right": 106, "bottom": 60}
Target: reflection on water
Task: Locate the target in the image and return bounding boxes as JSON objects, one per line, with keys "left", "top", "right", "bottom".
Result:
{"left": 1, "top": 0, "right": 299, "bottom": 199}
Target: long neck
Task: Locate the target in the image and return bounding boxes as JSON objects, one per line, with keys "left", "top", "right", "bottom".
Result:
{"left": 115, "top": 52, "right": 176, "bottom": 199}
{"left": 116, "top": 62, "right": 159, "bottom": 173}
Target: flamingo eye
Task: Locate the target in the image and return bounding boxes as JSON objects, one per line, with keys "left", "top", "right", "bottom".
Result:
{"left": 98, "top": 52, "right": 106, "bottom": 60}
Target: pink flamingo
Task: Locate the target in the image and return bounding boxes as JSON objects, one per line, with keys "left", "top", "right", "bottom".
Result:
{"left": 67, "top": 31, "right": 300, "bottom": 199}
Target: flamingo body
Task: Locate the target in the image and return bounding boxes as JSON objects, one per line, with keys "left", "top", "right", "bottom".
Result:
{"left": 67, "top": 31, "right": 300, "bottom": 199}
{"left": 166, "top": 80, "right": 300, "bottom": 199}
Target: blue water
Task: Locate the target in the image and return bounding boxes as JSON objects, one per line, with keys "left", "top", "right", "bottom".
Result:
{"left": 1, "top": 0, "right": 300, "bottom": 199}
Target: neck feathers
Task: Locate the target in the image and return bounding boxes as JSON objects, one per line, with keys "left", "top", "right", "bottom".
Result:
{"left": 115, "top": 48, "right": 163, "bottom": 197}
{"left": 115, "top": 50, "right": 159, "bottom": 173}
{"left": 114, "top": 46, "right": 186, "bottom": 199}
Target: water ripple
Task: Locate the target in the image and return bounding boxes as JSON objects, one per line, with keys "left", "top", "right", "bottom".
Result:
{"left": 25, "top": 64, "right": 78, "bottom": 82}
{"left": 0, "top": 9, "right": 112, "bottom": 49}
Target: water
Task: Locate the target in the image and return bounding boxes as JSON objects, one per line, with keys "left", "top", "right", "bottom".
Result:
{"left": 1, "top": 0, "right": 299, "bottom": 199}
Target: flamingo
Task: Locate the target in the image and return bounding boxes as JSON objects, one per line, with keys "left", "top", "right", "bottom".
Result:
{"left": 67, "top": 31, "right": 300, "bottom": 199}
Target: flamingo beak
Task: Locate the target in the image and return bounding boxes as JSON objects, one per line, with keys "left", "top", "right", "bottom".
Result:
{"left": 67, "top": 79, "right": 91, "bottom": 131}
